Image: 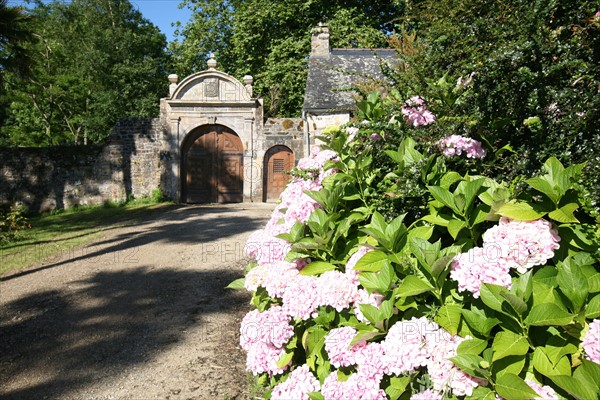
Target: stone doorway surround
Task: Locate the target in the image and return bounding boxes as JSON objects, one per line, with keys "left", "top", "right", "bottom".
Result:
{"left": 160, "top": 55, "right": 261, "bottom": 202}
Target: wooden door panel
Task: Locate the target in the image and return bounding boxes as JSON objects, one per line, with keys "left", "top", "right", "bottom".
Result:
{"left": 183, "top": 126, "right": 243, "bottom": 203}
{"left": 185, "top": 153, "right": 213, "bottom": 203}
{"left": 265, "top": 146, "right": 294, "bottom": 202}
{"left": 218, "top": 154, "right": 243, "bottom": 203}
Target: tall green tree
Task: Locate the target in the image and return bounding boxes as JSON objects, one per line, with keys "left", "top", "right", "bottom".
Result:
{"left": 0, "top": 0, "right": 35, "bottom": 86}
{"left": 170, "top": 0, "right": 404, "bottom": 117}
{"left": 1, "top": 0, "right": 169, "bottom": 146}
{"left": 0, "top": 0, "right": 36, "bottom": 133}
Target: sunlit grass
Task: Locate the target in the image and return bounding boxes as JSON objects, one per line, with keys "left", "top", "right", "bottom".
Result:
{"left": 0, "top": 202, "right": 171, "bottom": 277}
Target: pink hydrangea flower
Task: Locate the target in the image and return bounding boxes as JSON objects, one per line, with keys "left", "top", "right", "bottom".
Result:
{"left": 278, "top": 178, "right": 322, "bottom": 210}
{"left": 244, "top": 261, "right": 303, "bottom": 295}
{"left": 526, "top": 379, "right": 559, "bottom": 400}
{"left": 381, "top": 317, "right": 485, "bottom": 396}
{"left": 324, "top": 327, "right": 366, "bottom": 368}
{"left": 245, "top": 342, "right": 289, "bottom": 375}
{"left": 265, "top": 147, "right": 338, "bottom": 228}
{"left": 297, "top": 157, "right": 320, "bottom": 170}
{"left": 346, "top": 126, "right": 359, "bottom": 142}
{"left": 316, "top": 167, "right": 339, "bottom": 186}
{"left": 355, "top": 342, "right": 386, "bottom": 382}
{"left": 275, "top": 177, "right": 324, "bottom": 224}
{"left": 482, "top": 217, "right": 560, "bottom": 273}
{"left": 310, "top": 145, "right": 321, "bottom": 157}
{"left": 583, "top": 319, "right": 600, "bottom": 364}
{"left": 245, "top": 227, "right": 293, "bottom": 266}
{"left": 265, "top": 210, "right": 296, "bottom": 236}
{"left": 402, "top": 96, "right": 436, "bottom": 127}
{"left": 253, "top": 236, "right": 291, "bottom": 265}
{"left": 450, "top": 247, "right": 512, "bottom": 298}
{"left": 314, "top": 149, "right": 339, "bottom": 167}
{"left": 245, "top": 229, "right": 266, "bottom": 258}
{"left": 381, "top": 317, "right": 439, "bottom": 375}
{"left": 241, "top": 307, "right": 295, "bottom": 376}
{"left": 244, "top": 263, "right": 270, "bottom": 292}
{"left": 271, "top": 364, "right": 320, "bottom": 400}
{"left": 406, "top": 95, "right": 424, "bottom": 106}
{"left": 321, "top": 372, "right": 387, "bottom": 400}
{"left": 282, "top": 274, "right": 320, "bottom": 320}
{"left": 263, "top": 262, "right": 301, "bottom": 298}
{"left": 285, "top": 196, "right": 322, "bottom": 224}
{"left": 317, "top": 270, "right": 360, "bottom": 312}
{"left": 437, "top": 135, "right": 486, "bottom": 159}
{"left": 240, "top": 306, "right": 294, "bottom": 350}
{"left": 425, "top": 332, "right": 485, "bottom": 396}
{"left": 410, "top": 389, "right": 443, "bottom": 400}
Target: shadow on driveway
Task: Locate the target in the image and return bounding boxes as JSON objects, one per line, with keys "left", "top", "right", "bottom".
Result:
{"left": 0, "top": 204, "right": 271, "bottom": 399}
{"left": 2, "top": 204, "right": 265, "bottom": 282}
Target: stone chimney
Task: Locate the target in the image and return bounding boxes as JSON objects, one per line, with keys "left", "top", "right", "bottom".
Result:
{"left": 311, "top": 23, "right": 330, "bottom": 58}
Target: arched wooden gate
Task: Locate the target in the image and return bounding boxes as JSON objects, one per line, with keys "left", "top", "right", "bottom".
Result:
{"left": 181, "top": 125, "right": 244, "bottom": 203}
{"left": 263, "top": 145, "right": 294, "bottom": 202}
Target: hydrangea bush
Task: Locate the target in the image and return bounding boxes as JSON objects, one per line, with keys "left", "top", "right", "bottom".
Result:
{"left": 230, "top": 99, "right": 600, "bottom": 399}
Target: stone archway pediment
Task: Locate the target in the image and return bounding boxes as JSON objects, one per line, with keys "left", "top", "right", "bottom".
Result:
{"left": 171, "top": 71, "right": 252, "bottom": 103}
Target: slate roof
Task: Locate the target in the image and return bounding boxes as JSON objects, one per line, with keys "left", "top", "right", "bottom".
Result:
{"left": 302, "top": 48, "right": 397, "bottom": 113}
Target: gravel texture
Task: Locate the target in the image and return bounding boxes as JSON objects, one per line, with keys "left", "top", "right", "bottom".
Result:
{"left": 0, "top": 203, "right": 274, "bottom": 400}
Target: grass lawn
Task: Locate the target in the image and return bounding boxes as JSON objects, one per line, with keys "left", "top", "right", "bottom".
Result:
{"left": 0, "top": 202, "right": 171, "bottom": 277}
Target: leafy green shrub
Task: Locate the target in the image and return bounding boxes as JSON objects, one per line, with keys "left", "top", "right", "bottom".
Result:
{"left": 150, "top": 188, "right": 165, "bottom": 203}
{"left": 383, "top": 0, "right": 600, "bottom": 213}
{"left": 233, "top": 117, "right": 600, "bottom": 399}
{"left": 0, "top": 205, "right": 30, "bottom": 242}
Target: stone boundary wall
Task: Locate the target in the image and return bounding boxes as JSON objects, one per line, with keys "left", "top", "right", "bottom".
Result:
{"left": 262, "top": 117, "right": 304, "bottom": 136}
{"left": 0, "top": 116, "right": 311, "bottom": 212}
{"left": 0, "top": 118, "right": 163, "bottom": 213}
{"left": 260, "top": 117, "right": 305, "bottom": 159}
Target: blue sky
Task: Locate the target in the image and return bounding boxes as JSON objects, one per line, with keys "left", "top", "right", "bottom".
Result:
{"left": 130, "top": 0, "right": 193, "bottom": 42}
{"left": 8, "top": 0, "right": 193, "bottom": 42}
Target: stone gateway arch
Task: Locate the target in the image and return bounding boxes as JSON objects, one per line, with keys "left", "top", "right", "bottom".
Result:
{"left": 160, "top": 55, "right": 305, "bottom": 203}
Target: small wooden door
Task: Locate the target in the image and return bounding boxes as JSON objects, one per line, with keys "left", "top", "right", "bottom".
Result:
{"left": 182, "top": 126, "right": 243, "bottom": 203}
{"left": 264, "top": 146, "right": 294, "bottom": 202}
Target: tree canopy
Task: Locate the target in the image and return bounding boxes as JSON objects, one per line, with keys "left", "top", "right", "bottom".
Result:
{"left": 170, "top": 0, "right": 404, "bottom": 117}
{"left": 0, "top": 0, "right": 169, "bottom": 146}
{"left": 0, "top": 0, "right": 35, "bottom": 85}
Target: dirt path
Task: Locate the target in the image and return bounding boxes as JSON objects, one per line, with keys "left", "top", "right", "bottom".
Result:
{"left": 0, "top": 203, "right": 274, "bottom": 400}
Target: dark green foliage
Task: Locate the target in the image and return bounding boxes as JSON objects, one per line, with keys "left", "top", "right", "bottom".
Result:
{"left": 0, "top": 0, "right": 36, "bottom": 137}
{"left": 384, "top": 0, "right": 600, "bottom": 212}
{"left": 0, "top": 0, "right": 36, "bottom": 84}
{"left": 1, "top": 0, "right": 169, "bottom": 146}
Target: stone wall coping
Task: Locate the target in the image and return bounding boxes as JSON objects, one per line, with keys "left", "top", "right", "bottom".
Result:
{"left": 166, "top": 100, "right": 259, "bottom": 108}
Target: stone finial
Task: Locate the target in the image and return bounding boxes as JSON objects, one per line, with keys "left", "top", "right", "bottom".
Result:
{"left": 243, "top": 75, "right": 254, "bottom": 97}
{"left": 207, "top": 53, "right": 217, "bottom": 70}
{"left": 168, "top": 74, "right": 178, "bottom": 97}
{"left": 311, "top": 22, "right": 330, "bottom": 58}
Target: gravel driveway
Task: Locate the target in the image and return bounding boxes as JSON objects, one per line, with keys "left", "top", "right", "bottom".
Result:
{"left": 0, "top": 203, "right": 274, "bottom": 400}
